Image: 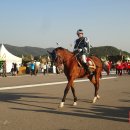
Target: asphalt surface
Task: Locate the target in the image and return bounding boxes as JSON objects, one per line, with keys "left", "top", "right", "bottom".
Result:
{"left": 0, "top": 73, "right": 130, "bottom": 130}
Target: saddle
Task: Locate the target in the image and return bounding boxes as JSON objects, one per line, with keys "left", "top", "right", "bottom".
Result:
{"left": 77, "top": 57, "right": 96, "bottom": 71}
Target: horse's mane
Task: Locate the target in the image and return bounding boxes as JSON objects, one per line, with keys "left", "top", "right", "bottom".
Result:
{"left": 55, "top": 47, "right": 73, "bottom": 54}
{"left": 55, "top": 47, "right": 65, "bottom": 51}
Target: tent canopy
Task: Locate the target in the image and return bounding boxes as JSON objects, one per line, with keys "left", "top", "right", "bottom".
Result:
{"left": 0, "top": 44, "right": 22, "bottom": 62}
{"left": 0, "top": 44, "right": 22, "bottom": 72}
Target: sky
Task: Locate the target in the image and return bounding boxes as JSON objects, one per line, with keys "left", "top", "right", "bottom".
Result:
{"left": 0, "top": 0, "right": 130, "bottom": 52}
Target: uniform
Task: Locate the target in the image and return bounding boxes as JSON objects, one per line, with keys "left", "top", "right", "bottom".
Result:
{"left": 74, "top": 37, "right": 90, "bottom": 64}
{"left": 74, "top": 29, "right": 93, "bottom": 75}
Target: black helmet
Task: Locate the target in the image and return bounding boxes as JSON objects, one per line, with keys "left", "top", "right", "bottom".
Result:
{"left": 77, "top": 29, "right": 83, "bottom": 35}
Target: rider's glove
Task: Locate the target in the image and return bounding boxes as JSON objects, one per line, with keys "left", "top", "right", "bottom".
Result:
{"left": 78, "top": 49, "right": 82, "bottom": 52}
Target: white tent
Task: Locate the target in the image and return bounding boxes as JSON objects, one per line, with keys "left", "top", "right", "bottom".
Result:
{"left": 0, "top": 44, "right": 22, "bottom": 72}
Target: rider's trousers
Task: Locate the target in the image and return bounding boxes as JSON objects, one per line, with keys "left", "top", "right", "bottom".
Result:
{"left": 82, "top": 54, "right": 87, "bottom": 63}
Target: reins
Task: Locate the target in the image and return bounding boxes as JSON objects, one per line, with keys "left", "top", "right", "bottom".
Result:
{"left": 61, "top": 51, "right": 80, "bottom": 65}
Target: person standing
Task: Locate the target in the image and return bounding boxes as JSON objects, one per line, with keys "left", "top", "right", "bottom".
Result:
{"left": 43, "top": 63, "right": 47, "bottom": 75}
{"left": 2, "top": 61, "right": 7, "bottom": 77}
{"left": 30, "top": 61, "right": 35, "bottom": 76}
{"left": 14, "top": 63, "right": 18, "bottom": 76}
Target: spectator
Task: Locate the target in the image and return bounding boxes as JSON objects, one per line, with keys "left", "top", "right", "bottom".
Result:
{"left": 127, "top": 60, "right": 130, "bottom": 74}
{"left": 116, "top": 60, "right": 123, "bottom": 76}
{"left": 2, "top": 61, "right": 7, "bottom": 77}
{"left": 30, "top": 61, "right": 35, "bottom": 76}
{"left": 11, "top": 63, "right": 14, "bottom": 76}
{"left": 43, "top": 63, "right": 47, "bottom": 75}
{"left": 34, "top": 62, "right": 39, "bottom": 76}
{"left": 14, "top": 63, "right": 18, "bottom": 76}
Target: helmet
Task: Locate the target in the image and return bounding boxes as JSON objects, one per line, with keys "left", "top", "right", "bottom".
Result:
{"left": 77, "top": 29, "right": 83, "bottom": 35}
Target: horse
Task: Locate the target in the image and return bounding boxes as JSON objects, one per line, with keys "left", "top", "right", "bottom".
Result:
{"left": 48, "top": 47, "right": 103, "bottom": 108}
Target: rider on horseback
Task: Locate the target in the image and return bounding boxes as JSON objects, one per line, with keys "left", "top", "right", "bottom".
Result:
{"left": 74, "top": 29, "right": 93, "bottom": 75}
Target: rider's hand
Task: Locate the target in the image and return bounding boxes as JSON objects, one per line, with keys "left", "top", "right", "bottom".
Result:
{"left": 78, "top": 49, "right": 82, "bottom": 52}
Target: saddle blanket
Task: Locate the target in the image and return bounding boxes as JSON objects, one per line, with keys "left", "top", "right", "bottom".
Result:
{"left": 86, "top": 58, "right": 96, "bottom": 69}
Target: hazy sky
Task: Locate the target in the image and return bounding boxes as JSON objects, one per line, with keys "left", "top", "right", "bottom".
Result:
{"left": 0, "top": 0, "right": 130, "bottom": 52}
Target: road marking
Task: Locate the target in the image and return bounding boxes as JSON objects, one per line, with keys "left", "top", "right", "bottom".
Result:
{"left": 0, "top": 76, "right": 117, "bottom": 91}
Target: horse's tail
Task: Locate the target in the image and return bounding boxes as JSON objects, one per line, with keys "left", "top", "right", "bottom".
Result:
{"left": 98, "top": 58, "right": 103, "bottom": 78}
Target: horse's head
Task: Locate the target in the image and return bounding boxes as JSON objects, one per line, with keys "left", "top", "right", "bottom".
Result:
{"left": 48, "top": 47, "right": 65, "bottom": 71}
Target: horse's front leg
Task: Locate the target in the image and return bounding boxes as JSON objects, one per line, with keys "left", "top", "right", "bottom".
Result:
{"left": 71, "top": 87, "right": 78, "bottom": 106}
{"left": 59, "top": 78, "right": 74, "bottom": 108}
{"left": 59, "top": 85, "right": 70, "bottom": 108}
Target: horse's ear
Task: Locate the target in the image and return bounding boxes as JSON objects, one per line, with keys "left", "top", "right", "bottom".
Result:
{"left": 47, "top": 50, "right": 52, "bottom": 55}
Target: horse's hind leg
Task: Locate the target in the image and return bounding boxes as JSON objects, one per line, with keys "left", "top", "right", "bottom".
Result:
{"left": 89, "top": 74, "right": 100, "bottom": 103}
{"left": 93, "top": 77, "right": 100, "bottom": 103}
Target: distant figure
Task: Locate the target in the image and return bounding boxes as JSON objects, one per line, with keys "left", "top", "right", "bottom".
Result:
{"left": 122, "top": 61, "right": 128, "bottom": 74}
{"left": 40, "top": 63, "right": 44, "bottom": 73}
{"left": 14, "top": 63, "right": 18, "bottom": 76}
{"left": 46, "top": 63, "right": 49, "bottom": 73}
{"left": 11, "top": 63, "right": 14, "bottom": 76}
{"left": 116, "top": 60, "right": 123, "bottom": 76}
{"left": 2, "top": 61, "right": 7, "bottom": 77}
{"left": 30, "top": 61, "right": 35, "bottom": 76}
{"left": 103, "top": 60, "right": 112, "bottom": 75}
{"left": 53, "top": 65, "right": 56, "bottom": 74}
{"left": 43, "top": 63, "right": 47, "bottom": 75}
{"left": 127, "top": 60, "right": 130, "bottom": 74}
{"left": 34, "top": 62, "right": 39, "bottom": 76}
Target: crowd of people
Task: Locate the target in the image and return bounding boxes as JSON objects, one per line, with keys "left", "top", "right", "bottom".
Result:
{"left": 25, "top": 61, "right": 57, "bottom": 76}
{"left": 0, "top": 59, "right": 130, "bottom": 77}
{"left": 115, "top": 60, "right": 130, "bottom": 75}
{"left": 0, "top": 60, "right": 58, "bottom": 77}
{"left": 104, "top": 60, "right": 130, "bottom": 76}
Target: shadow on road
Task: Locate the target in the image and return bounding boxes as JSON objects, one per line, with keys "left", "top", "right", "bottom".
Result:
{"left": 10, "top": 105, "right": 129, "bottom": 123}
{"left": 0, "top": 92, "right": 129, "bottom": 123}
{"left": 0, "top": 92, "right": 61, "bottom": 110}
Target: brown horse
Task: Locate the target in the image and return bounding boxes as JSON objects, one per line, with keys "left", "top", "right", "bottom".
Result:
{"left": 49, "top": 47, "right": 103, "bottom": 108}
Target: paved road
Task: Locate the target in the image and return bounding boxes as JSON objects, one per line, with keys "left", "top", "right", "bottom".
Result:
{"left": 0, "top": 74, "right": 130, "bottom": 130}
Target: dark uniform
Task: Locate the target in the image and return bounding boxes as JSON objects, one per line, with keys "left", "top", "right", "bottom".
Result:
{"left": 74, "top": 37, "right": 90, "bottom": 55}
{"left": 74, "top": 29, "right": 92, "bottom": 75}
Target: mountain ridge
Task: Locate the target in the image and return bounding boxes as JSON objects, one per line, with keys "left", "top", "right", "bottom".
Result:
{"left": 0, "top": 44, "right": 130, "bottom": 57}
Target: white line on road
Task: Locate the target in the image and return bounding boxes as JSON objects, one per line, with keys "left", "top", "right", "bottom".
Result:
{"left": 0, "top": 76, "right": 117, "bottom": 91}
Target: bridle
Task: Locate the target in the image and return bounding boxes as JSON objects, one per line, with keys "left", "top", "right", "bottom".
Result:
{"left": 51, "top": 49, "right": 79, "bottom": 68}
{"left": 51, "top": 50, "right": 64, "bottom": 67}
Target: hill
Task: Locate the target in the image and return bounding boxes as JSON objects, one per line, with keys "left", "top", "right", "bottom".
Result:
{"left": 90, "top": 46, "right": 130, "bottom": 57}
{"left": 2, "top": 44, "right": 54, "bottom": 57}
{"left": 1, "top": 44, "right": 130, "bottom": 57}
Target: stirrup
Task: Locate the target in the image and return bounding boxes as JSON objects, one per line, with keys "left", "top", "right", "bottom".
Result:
{"left": 89, "top": 71, "right": 93, "bottom": 76}
{"left": 88, "top": 68, "right": 93, "bottom": 75}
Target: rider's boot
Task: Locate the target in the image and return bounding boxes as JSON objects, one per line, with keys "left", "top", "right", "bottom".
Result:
{"left": 82, "top": 63, "right": 93, "bottom": 75}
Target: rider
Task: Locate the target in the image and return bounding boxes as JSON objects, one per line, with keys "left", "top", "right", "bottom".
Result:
{"left": 74, "top": 29, "right": 92, "bottom": 75}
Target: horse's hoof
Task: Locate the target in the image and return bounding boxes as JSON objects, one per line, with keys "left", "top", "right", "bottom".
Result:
{"left": 73, "top": 102, "right": 77, "bottom": 106}
{"left": 59, "top": 102, "right": 64, "bottom": 108}
{"left": 97, "top": 95, "right": 100, "bottom": 99}
{"left": 92, "top": 97, "right": 97, "bottom": 103}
